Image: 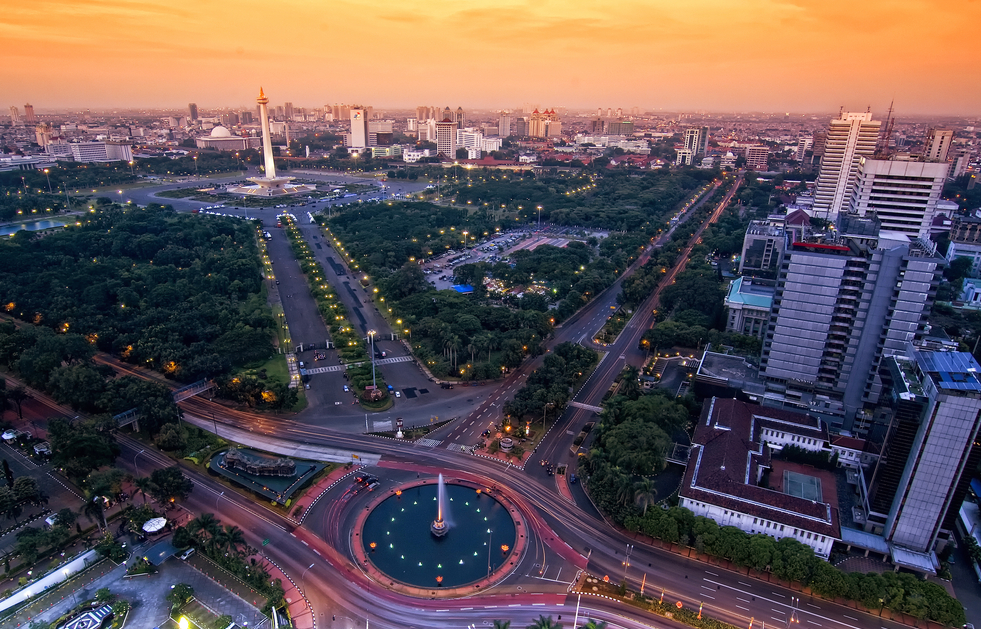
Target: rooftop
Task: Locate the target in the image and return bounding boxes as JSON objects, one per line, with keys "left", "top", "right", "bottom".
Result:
{"left": 725, "top": 277, "right": 774, "bottom": 309}
{"left": 913, "top": 349, "right": 981, "bottom": 392}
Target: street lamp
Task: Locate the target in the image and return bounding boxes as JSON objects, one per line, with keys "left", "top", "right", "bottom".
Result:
{"left": 542, "top": 402, "right": 555, "bottom": 430}
{"left": 537, "top": 205, "right": 543, "bottom": 230}
{"left": 301, "top": 562, "right": 315, "bottom": 591}
{"left": 43, "top": 169, "right": 52, "bottom": 194}
{"left": 128, "top": 160, "right": 135, "bottom": 176}
{"left": 193, "top": 155, "right": 198, "bottom": 176}
{"left": 367, "top": 330, "right": 377, "bottom": 389}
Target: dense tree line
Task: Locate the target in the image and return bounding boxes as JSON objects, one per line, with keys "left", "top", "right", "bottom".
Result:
{"left": 502, "top": 342, "right": 597, "bottom": 421}
{"left": 0, "top": 204, "right": 275, "bottom": 382}
{"left": 622, "top": 506, "right": 963, "bottom": 625}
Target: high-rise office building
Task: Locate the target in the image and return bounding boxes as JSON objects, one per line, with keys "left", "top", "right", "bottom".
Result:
{"left": 759, "top": 215, "right": 944, "bottom": 429}
{"left": 528, "top": 109, "right": 561, "bottom": 138}
{"left": 220, "top": 112, "right": 240, "bottom": 127}
{"left": 868, "top": 350, "right": 981, "bottom": 556}
{"left": 847, "top": 157, "right": 949, "bottom": 239}
{"left": 350, "top": 108, "right": 369, "bottom": 149}
{"left": 812, "top": 112, "right": 881, "bottom": 220}
{"left": 70, "top": 141, "right": 134, "bottom": 163}
{"left": 240, "top": 111, "right": 254, "bottom": 124}
{"left": 684, "top": 126, "right": 709, "bottom": 156}
{"left": 442, "top": 106, "right": 452, "bottom": 122}
{"left": 498, "top": 113, "right": 512, "bottom": 137}
{"left": 9, "top": 106, "right": 20, "bottom": 124}
{"left": 188, "top": 103, "right": 198, "bottom": 121}
{"left": 744, "top": 146, "right": 769, "bottom": 171}
{"left": 435, "top": 119, "right": 457, "bottom": 157}
{"left": 515, "top": 117, "right": 528, "bottom": 137}
{"left": 951, "top": 149, "right": 972, "bottom": 180}
{"left": 923, "top": 128, "right": 953, "bottom": 162}
{"left": 23, "top": 104, "right": 35, "bottom": 124}
{"left": 284, "top": 102, "right": 294, "bottom": 122}
{"left": 606, "top": 120, "right": 634, "bottom": 135}
{"left": 455, "top": 107, "right": 466, "bottom": 127}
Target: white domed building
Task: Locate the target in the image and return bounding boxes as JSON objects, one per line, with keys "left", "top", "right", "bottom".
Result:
{"left": 195, "top": 126, "right": 261, "bottom": 151}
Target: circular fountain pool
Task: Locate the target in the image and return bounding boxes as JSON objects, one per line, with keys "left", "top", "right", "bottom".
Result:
{"left": 359, "top": 482, "right": 517, "bottom": 588}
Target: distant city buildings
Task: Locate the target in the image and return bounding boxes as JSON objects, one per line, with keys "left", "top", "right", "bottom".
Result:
{"left": 922, "top": 128, "right": 953, "bottom": 162}
{"left": 527, "top": 109, "right": 561, "bottom": 139}
{"left": 744, "top": 145, "right": 769, "bottom": 170}
{"left": 812, "top": 111, "right": 881, "bottom": 220}
{"left": 350, "top": 107, "right": 368, "bottom": 149}
{"left": 23, "top": 104, "right": 35, "bottom": 124}
{"left": 188, "top": 103, "right": 198, "bottom": 121}
{"left": 9, "top": 106, "right": 20, "bottom": 125}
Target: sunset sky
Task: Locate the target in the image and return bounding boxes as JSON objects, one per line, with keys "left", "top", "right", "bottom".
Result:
{"left": 3, "top": 0, "right": 979, "bottom": 115}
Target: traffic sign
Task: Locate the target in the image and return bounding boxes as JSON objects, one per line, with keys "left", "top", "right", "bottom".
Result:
{"left": 262, "top": 539, "right": 270, "bottom": 546}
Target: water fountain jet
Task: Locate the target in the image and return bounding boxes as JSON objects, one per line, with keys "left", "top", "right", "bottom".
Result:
{"left": 431, "top": 474, "right": 449, "bottom": 537}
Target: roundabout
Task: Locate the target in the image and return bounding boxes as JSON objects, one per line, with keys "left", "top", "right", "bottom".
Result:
{"left": 351, "top": 476, "right": 527, "bottom": 597}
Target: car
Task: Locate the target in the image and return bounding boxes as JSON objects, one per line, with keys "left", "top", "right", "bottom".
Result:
{"left": 343, "top": 385, "right": 349, "bottom": 392}
{"left": 395, "top": 391, "right": 401, "bottom": 398}
{"left": 304, "top": 383, "right": 310, "bottom": 390}
{"left": 180, "top": 548, "right": 196, "bottom": 560}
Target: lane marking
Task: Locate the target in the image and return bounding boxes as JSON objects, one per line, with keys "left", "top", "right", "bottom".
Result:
{"left": 705, "top": 571, "right": 718, "bottom": 576}
{"left": 736, "top": 606, "right": 750, "bottom": 611}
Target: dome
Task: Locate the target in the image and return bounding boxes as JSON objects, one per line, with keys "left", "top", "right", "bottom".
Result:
{"left": 210, "top": 126, "right": 232, "bottom": 138}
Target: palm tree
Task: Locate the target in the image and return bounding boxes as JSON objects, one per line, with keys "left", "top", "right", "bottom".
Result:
{"left": 492, "top": 621, "right": 511, "bottom": 629}
{"left": 619, "top": 365, "right": 641, "bottom": 400}
{"left": 133, "top": 476, "right": 153, "bottom": 505}
{"left": 633, "top": 479, "right": 657, "bottom": 515}
{"left": 189, "top": 513, "right": 220, "bottom": 550}
{"left": 527, "top": 615, "right": 562, "bottom": 629}
{"left": 614, "top": 472, "right": 634, "bottom": 506}
{"left": 579, "top": 621, "right": 608, "bottom": 629}
{"left": 83, "top": 498, "right": 106, "bottom": 530}
{"left": 221, "top": 525, "right": 246, "bottom": 555}
{"left": 468, "top": 342, "right": 477, "bottom": 364}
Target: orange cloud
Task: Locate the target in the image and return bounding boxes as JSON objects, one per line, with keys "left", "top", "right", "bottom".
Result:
{"left": 2, "top": 0, "right": 978, "bottom": 114}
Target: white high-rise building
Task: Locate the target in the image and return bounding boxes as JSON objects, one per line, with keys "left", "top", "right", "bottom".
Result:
{"left": 498, "top": 113, "right": 512, "bottom": 137}
{"left": 923, "top": 128, "right": 953, "bottom": 162}
{"left": 813, "top": 111, "right": 881, "bottom": 220}
{"left": 684, "top": 126, "right": 708, "bottom": 156}
{"left": 848, "top": 157, "right": 949, "bottom": 239}
{"left": 457, "top": 129, "right": 483, "bottom": 153}
{"left": 350, "top": 108, "right": 368, "bottom": 149}
{"left": 9, "top": 106, "right": 20, "bottom": 124}
{"left": 70, "top": 141, "right": 133, "bottom": 163}
{"left": 435, "top": 120, "right": 457, "bottom": 158}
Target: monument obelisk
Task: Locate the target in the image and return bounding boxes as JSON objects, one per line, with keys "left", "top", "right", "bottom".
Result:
{"left": 227, "top": 88, "right": 313, "bottom": 196}
{"left": 256, "top": 87, "right": 277, "bottom": 179}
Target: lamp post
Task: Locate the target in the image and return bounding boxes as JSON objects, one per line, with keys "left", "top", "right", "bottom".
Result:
{"left": 487, "top": 529, "right": 493, "bottom": 576}
{"left": 128, "top": 160, "right": 135, "bottom": 176}
{"left": 63, "top": 569, "right": 77, "bottom": 607}
{"left": 368, "top": 330, "right": 377, "bottom": 389}
{"left": 193, "top": 155, "right": 198, "bottom": 176}
{"left": 543, "top": 402, "right": 554, "bottom": 430}
{"left": 43, "top": 169, "right": 52, "bottom": 194}
{"left": 301, "top": 562, "right": 315, "bottom": 591}
{"left": 216, "top": 491, "right": 224, "bottom": 510}
{"left": 537, "top": 205, "right": 543, "bottom": 230}
{"left": 622, "top": 543, "right": 633, "bottom": 581}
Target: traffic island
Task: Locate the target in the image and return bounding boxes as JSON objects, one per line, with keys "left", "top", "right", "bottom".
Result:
{"left": 351, "top": 477, "right": 528, "bottom": 598}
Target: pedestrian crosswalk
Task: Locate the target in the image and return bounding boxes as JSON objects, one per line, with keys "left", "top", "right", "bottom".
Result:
{"left": 415, "top": 438, "right": 442, "bottom": 448}
{"left": 302, "top": 354, "right": 414, "bottom": 375}
{"left": 449, "top": 442, "right": 476, "bottom": 454}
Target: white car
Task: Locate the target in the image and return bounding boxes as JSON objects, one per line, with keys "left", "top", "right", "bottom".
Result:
{"left": 395, "top": 391, "right": 401, "bottom": 398}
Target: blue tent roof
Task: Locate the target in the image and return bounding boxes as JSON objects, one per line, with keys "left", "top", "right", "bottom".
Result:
{"left": 452, "top": 284, "right": 474, "bottom": 294}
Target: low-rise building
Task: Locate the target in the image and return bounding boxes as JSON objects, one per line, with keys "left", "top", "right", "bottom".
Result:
{"left": 724, "top": 277, "right": 773, "bottom": 338}
{"left": 680, "top": 398, "right": 840, "bottom": 559}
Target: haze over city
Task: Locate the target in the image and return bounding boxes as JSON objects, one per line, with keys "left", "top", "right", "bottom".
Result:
{"left": 3, "top": 0, "right": 980, "bottom": 114}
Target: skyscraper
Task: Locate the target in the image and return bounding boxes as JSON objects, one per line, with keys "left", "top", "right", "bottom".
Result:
{"left": 435, "top": 119, "right": 457, "bottom": 158}
{"left": 528, "top": 109, "right": 561, "bottom": 138}
{"left": 812, "top": 111, "right": 881, "bottom": 220}
{"left": 455, "top": 107, "right": 466, "bottom": 127}
{"left": 442, "top": 106, "right": 452, "bottom": 122}
{"left": 23, "top": 104, "right": 35, "bottom": 124}
{"left": 188, "top": 103, "right": 198, "bottom": 121}
{"left": 240, "top": 111, "right": 254, "bottom": 124}
{"left": 869, "top": 350, "right": 981, "bottom": 556}
{"left": 684, "top": 126, "right": 709, "bottom": 156}
{"left": 498, "top": 112, "right": 511, "bottom": 137}
{"left": 759, "top": 215, "right": 944, "bottom": 429}
{"left": 922, "top": 128, "right": 953, "bottom": 162}
{"left": 284, "top": 102, "right": 294, "bottom": 122}
{"left": 9, "top": 106, "right": 20, "bottom": 124}
{"left": 350, "top": 107, "right": 369, "bottom": 149}
{"left": 847, "top": 157, "right": 949, "bottom": 239}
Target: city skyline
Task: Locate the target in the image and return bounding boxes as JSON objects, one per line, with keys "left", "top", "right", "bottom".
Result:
{"left": 3, "top": 0, "right": 980, "bottom": 115}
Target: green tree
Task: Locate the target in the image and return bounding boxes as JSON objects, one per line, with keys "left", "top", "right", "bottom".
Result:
{"left": 166, "top": 583, "right": 194, "bottom": 610}
{"left": 12, "top": 476, "right": 40, "bottom": 503}
{"left": 7, "top": 386, "right": 28, "bottom": 419}
{"left": 95, "top": 587, "right": 115, "bottom": 603}
{"left": 55, "top": 507, "right": 76, "bottom": 527}
{"left": 632, "top": 479, "right": 657, "bottom": 515}
{"left": 148, "top": 466, "right": 193, "bottom": 503}
{"left": 83, "top": 497, "right": 107, "bottom": 530}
